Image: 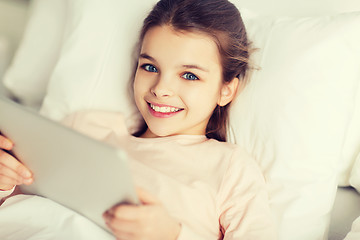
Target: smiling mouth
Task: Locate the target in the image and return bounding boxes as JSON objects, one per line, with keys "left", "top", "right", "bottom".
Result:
{"left": 147, "top": 102, "right": 184, "bottom": 113}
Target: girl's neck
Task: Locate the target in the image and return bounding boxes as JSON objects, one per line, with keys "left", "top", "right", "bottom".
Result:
{"left": 140, "top": 128, "right": 206, "bottom": 139}
{"left": 140, "top": 129, "right": 157, "bottom": 138}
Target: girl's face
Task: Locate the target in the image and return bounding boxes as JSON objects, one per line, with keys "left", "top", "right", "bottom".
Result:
{"left": 134, "top": 26, "right": 236, "bottom": 138}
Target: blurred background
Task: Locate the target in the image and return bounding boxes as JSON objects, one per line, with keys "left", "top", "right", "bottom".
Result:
{"left": 0, "top": 0, "right": 29, "bottom": 95}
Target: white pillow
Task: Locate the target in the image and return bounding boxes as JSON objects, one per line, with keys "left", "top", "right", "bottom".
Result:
{"left": 338, "top": 82, "right": 360, "bottom": 186}
{"left": 344, "top": 215, "right": 360, "bottom": 240}
{"left": 40, "top": 0, "right": 157, "bottom": 122}
{"left": 230, "top": 9, "right": 360, "bottom": 240}
{"left": 350, "top": 153, "right": 360, "bottom": 193}
{"left": 3, "top": 0, "right": 66, "bottom": 108}
{"left": 39, "top": 1, "right": 360, "bottom": 239}
{"left": 0, "top": 36, "right": 10, "bottom": 80}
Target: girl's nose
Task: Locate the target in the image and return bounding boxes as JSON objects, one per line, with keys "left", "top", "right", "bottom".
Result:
{"left": 150, "top": 76, "right": 174, "bottom": 98}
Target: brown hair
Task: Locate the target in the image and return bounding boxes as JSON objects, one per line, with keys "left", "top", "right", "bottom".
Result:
{"left": 132, "top": 0, "right": 251, "bottom": 142}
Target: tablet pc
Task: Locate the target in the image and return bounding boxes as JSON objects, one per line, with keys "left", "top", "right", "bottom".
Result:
{"left": 0, "top": 96, "right": 138, "bottom": 231}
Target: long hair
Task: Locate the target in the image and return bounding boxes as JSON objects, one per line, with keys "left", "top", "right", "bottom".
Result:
{"left": 131, "top": 0, "right": 251, "bottom": 142}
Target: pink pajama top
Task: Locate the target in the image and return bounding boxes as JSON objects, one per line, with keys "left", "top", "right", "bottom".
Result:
{"left": 1, "top": 110, "right": 276, "bottom": 239}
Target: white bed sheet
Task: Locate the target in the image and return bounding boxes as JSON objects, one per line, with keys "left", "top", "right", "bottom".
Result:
{"left": 344, "top": 216, "right": 360, "bottom": 240}
{"left": 0, "top": 194, "right": 114, "bottom": 240}
{"left": 1, "top": 189, "right": 360, "bottom": 239}
{"left": 329, "top": 187, "right": 360, "bottom": 240}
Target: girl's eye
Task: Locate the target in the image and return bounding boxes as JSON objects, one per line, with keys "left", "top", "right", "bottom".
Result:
{"left": 182, "top": 72, "right": 199, "bottom": 81}
{"left": 141, "top": 64, "right": 158, "bottom": 73}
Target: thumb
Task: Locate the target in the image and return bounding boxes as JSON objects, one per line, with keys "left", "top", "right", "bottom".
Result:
{"left": 0, "top": 135, "right": 13, "bottom": 150}
{"left": 136, "top": 187, "right": 160, "bottom": 205}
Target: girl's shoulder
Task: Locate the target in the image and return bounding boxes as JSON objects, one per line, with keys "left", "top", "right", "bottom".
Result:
{"left": 201, "top": 138, "right": 259, "bottom": 173}
{"left": 212, "top": 139, "right": 262, "bottom": 171}
{"left": 206, "top": 138, "right": 252, "bottom": 159}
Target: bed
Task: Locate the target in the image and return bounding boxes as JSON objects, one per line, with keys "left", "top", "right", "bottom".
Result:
{"left": 0, "top": 0, "right": 360, "bottom": 239}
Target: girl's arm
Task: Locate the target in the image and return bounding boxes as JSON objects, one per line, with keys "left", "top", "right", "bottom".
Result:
{"left": 217, "top": 148, "right": 277, "bottom": 240}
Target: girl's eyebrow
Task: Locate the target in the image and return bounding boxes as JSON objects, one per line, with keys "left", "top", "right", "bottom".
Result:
{"left": 181, "top": 64, "right": 209, "bottom": 73}
{"left": 139, "top": 53, "right": 157, "bottom": 63}
{"left": 139, "top": 53, "right": 209, "bottom": 72}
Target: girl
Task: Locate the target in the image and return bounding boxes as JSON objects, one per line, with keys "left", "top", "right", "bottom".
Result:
{"left": 0, "top": 0, "right": 276, "bottom": 239}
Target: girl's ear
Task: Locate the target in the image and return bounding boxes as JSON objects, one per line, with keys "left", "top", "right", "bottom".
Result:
{"left": 217, "top": 77, "right": 239, "bottom": 107}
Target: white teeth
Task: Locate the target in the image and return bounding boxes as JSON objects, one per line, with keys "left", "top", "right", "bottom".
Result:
{"left": 150, "top": 104, "right": 181, "bottom": 113}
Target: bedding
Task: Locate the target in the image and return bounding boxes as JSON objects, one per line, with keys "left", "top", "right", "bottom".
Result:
{"left": 350, "top": 152, "right": 360, "bottom": 193}
{"left": 0, "top": 194, "right": 114, "bottom": 240}
{"left": 344, "top": 216, "right": 360, "bottom": 240}
{"left": 1, "top": 0, "right": 360, "bottom": 239}
{"left": 231, "top": 9, "right": 360, "bottom": 240}
{"left": 0, "top": 36, "right": 10, "bottom": 81}
{"left": 330, "top": 187, "right": 360, "bottom": 240}
{"left": 3, "top": 0, "right": 66, "bottom": 107}
{"left": 39, "top": 0, "right": 157, "bottom": 121}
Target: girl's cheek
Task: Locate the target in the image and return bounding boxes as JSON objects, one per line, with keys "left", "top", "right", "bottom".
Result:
{"left": 133, "top": 76, "right": 143, "bottom": 92}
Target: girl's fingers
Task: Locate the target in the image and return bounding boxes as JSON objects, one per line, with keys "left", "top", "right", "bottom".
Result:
{"left": 0, "top": 163, "right": 33, "bottom": 191}
{"left": 108, "top": 205, "right": 141, "bottom": 221}
{"left": 0, "top": 135, "right": 13, "bottom": 150}
{"left": 0, "top": 174, "right": 18, "bottom": 191}
{"left": 103, "top": 206, "right": 139, "bottom": 230}
{"left": 0, "top": 163, "right": 23, "bottom": 184}
{"left": 103, "top": 213, "right": 138, "bottom": 239}
{"left": 0, "top": 150, "right": 32, "bottom": 179}
{"left": 105, "top": 217, "right": 136, "bottom": 234}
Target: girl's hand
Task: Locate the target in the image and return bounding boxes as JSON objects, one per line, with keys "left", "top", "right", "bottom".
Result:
{"left": 103, "top": 187, "right": 181, "bottom": 240}
{"left": 0, "top": 134, "right": 33, "bottom": 191}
